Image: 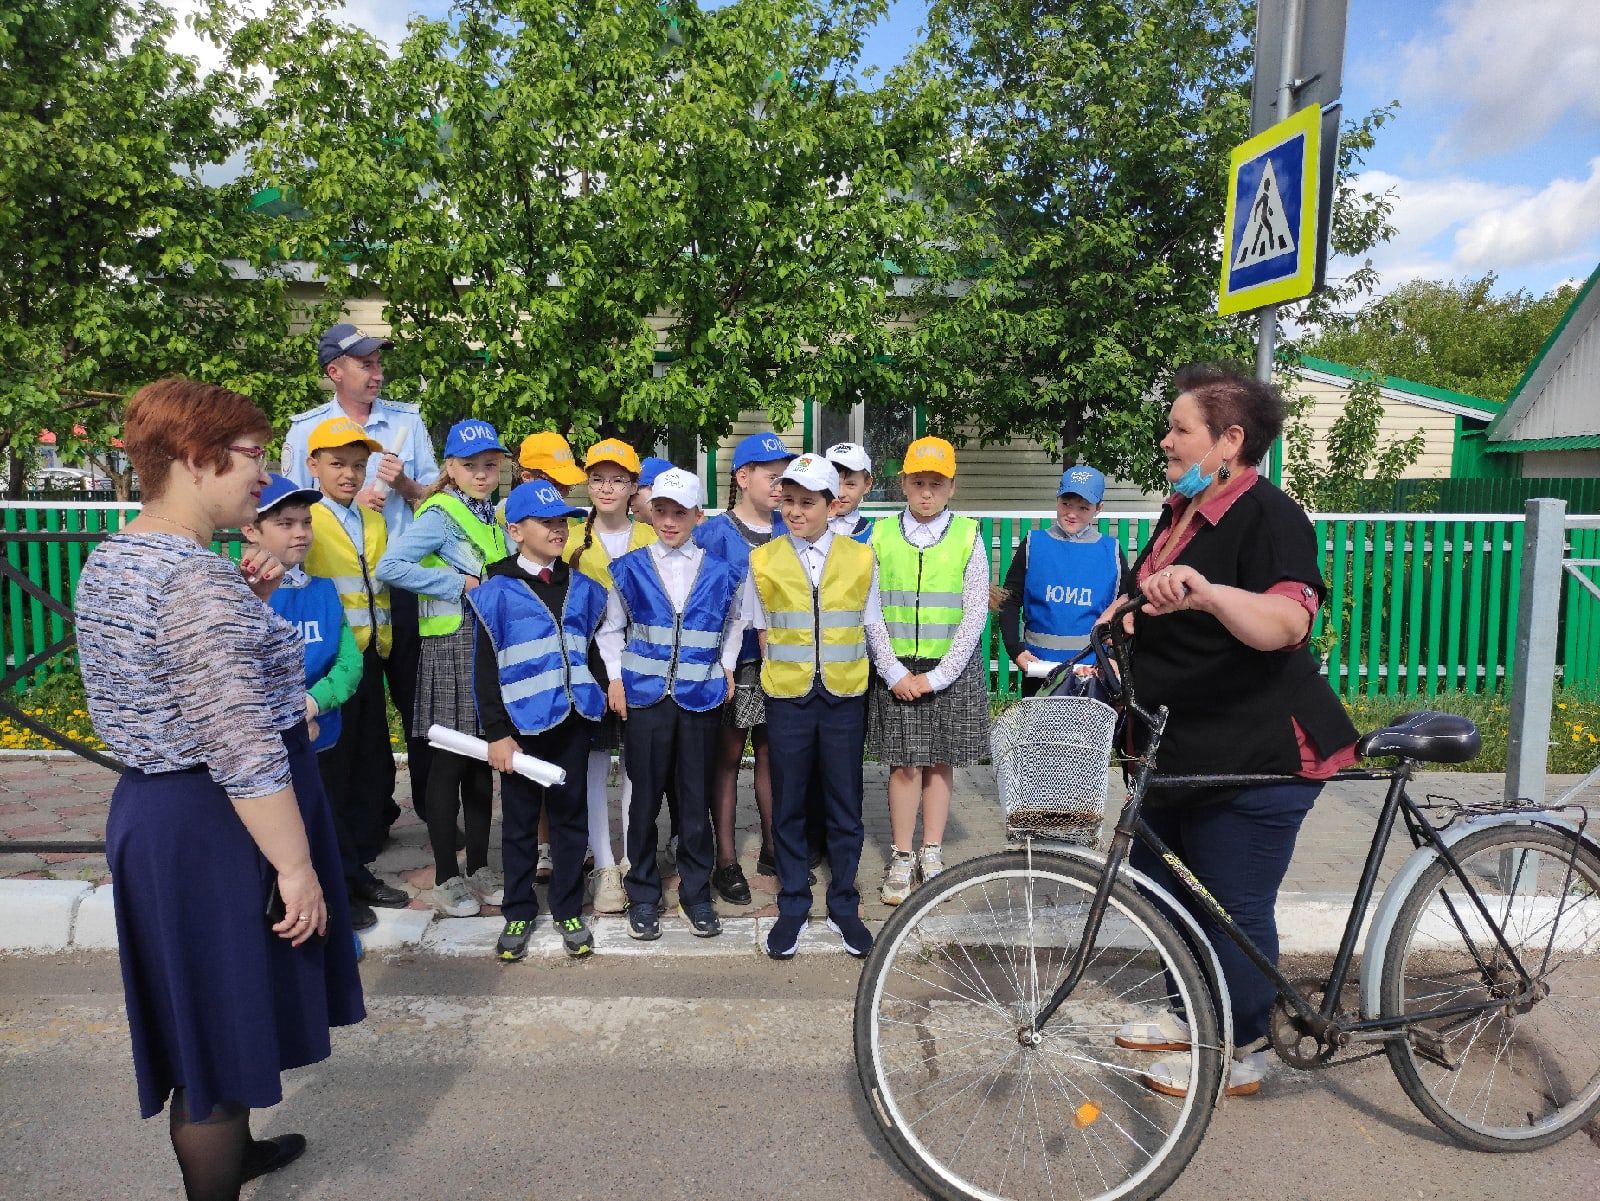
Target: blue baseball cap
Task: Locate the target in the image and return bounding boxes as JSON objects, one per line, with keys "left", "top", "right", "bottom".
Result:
{"left": 1057, "top": 464, "right": 1106, "bottom": 505}
{"left": 317, "top": 323, "right": 392, "bottom": 368}
{"left": 504, "top": 480, "right": 584, "bottom": 523}
{"left": 256, "top": 472, "right": 322, "bottom": 516}
{"left": 731, "top": 432, "right": 794, "bottom": 470}
{"left": 443, "top": 418, "right": 508, "bottom": 459}
{"left": 638, "top": 456, "right": 674, "bottom": 487}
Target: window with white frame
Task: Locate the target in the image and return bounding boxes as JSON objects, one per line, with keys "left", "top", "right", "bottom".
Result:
{"left": 813, "top": 398, "right": 916, "bottom": 502}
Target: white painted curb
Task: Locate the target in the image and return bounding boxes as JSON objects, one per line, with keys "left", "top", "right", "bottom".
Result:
{"left": 71, "top": 883, "right": 118, "bottom": 949}
{"left": 0, "top": 879, "right": 92, "bottom": 950}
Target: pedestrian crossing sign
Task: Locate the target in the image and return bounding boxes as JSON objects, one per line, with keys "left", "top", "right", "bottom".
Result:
{"left": 1219, "top": 103, "right": 1323, "bottom": 316}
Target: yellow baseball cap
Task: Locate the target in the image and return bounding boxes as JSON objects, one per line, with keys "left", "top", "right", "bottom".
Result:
{"left": 307, "top": 416, "right": 383, "bottom": 454}
{"left": 902, "top": 436, "right": 957, "bottom": 478}
{"left": 584, "top": 437, "right": 642, "bottom": 476}
{"left": 517, "top": 431, "right": 586, "bottom": 486}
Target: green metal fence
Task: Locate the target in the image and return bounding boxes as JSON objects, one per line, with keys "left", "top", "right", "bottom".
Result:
{"left": 5, "top": 501, "right": 1597, "bottom": 699}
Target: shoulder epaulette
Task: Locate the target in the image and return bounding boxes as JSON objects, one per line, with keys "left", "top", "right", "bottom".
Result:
{"left": 379, "top": 398, "right": 422, "bottom": 414}
{"left": 287, "top": 403, "right": 332, "bottom": 425}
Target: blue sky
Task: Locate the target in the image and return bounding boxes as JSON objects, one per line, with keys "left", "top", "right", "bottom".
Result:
{"left": 178, "top": 0, "right": 1600, "bottom": 300}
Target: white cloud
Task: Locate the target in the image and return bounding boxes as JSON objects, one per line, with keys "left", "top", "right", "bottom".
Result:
{"left": 1402, "top": 0, "right": 1600, "bottom": 157}
{"left": 164, "top": 0, "right": 416, "bottom": 73}
{"left": 1453, "top": 157, "right": 1600, "bottom": 269}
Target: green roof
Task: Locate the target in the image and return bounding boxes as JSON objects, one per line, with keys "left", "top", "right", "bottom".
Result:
{"left": 1295, "top": 355, "right": 1501, "bottom": 416}
{"left": 1485, "top": 433, "right": 1600, "bottom": 455}
{"left": 1486, "top": 262, "right": 1600, "bottom": 443}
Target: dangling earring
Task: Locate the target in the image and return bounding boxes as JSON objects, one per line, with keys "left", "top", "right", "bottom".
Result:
{"left": 1218, "top": 462, "right": 1232, "bottom": 482}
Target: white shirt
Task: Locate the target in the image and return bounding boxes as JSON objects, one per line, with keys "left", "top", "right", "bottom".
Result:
{"left": 828, "top": 511, "right": 871, "bottom": 539}
{"left": 517, "top": 552, "right": 557, "bottom": 577}
{"left": 596, "top": 525, "right": 632, "bottom": 561}
{"left": 596, "top": 540, "right": 745, "bottom": 679}
{"left": 742, "top": 528, "right": 884, "bottom": 630}
{"left": 318, "top": 495, "right": 370, "bottom": 561}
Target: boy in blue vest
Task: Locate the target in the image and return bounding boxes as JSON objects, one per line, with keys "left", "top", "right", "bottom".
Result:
{"left": 998, "top": 464, "right": 1126, "bottom": 696}
{"left": 824, "top": 441, "right": 876, "bottom": 543}
{"left": 470, "top": 481, "right": 611, "bottom": 961}
{"left": 244, "top": 474, "right": 410, "bottom": 931}
{"left": 745, "top": 455, "right": 880, "bottom": 961}
{"left": 596, "top": 468, "right": 745, "bottom": 941}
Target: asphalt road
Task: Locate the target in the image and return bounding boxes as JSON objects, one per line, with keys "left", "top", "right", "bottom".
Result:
{"left": 1, "top": 952, "right": 1595, "bottom": 1200}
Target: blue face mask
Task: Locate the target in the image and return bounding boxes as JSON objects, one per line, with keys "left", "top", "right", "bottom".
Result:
{"left": 1171, "top": 443, "right": 1220, "bottom": 499}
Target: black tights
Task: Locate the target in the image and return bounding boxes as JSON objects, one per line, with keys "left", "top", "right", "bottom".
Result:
{"left": 169, "top": 1088, "right": 248, "bottom": 1201}
{"left": 427, "top": 749, "right": 493, "bottom": 884}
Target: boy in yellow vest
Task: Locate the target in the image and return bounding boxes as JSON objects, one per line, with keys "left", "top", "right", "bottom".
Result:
{"left": 746, "top": 455, "right": 880, "bottom": 960}
{"left": 302, "top": 415, "right": 397, "bottom": 872}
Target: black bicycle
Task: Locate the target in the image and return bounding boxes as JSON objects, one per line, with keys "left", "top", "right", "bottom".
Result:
{"left": 854, "top": 596, "right": 1600, "bottom": 1201}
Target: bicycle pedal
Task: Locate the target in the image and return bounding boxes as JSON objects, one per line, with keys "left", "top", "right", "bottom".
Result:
{"left": 1411, "top": 1029, "right": 1458, "bottom": 1071}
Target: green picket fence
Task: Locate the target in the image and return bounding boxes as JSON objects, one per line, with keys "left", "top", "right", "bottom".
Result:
{"left": 5, "top": 502, "right": 1598, "bottom": 699}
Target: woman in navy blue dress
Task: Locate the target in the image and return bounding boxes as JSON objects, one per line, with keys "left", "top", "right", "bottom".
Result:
{"left": 75, "top": 378, "right": 365, "bottom": 1201}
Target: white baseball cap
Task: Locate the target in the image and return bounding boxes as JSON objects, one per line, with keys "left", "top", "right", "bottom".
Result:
{"left": 647, "top": 467, "right": 704, "bottom": 511}
{"left": 824, "top": 441, "right": 872, "bottom": 474}
{"left": 780, "top": 454, "right": 840, "bottom": 495}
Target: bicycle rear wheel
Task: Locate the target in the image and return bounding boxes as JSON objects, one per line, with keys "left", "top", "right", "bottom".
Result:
{"left": 854, "top": 849, "right": 1222, "bottom": 1201}
{"left": 1381, "top": 823, "right": 1600, "bottom": 1151}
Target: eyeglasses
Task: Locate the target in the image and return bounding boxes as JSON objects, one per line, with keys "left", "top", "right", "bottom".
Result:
{"left": 228, "top": 445, "right": 269, "bottom": 462}
{"left": 588, "top": 476, "right": 633, "bottom": 492}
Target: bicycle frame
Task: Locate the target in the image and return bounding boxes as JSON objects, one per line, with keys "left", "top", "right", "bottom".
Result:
{"left": 1029, "top": 601, "right": 1553, "bottom": 1046}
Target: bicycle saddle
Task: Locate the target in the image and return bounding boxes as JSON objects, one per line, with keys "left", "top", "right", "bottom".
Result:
{"left": 1356, "top": 711, "right": 1481, "bottom": 764}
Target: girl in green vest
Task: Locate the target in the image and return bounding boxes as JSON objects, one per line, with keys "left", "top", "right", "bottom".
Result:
{"left": 377, "top": 419, "right": 510, "bottom": 918}
{"left": 866, "top": 437, "right": 993, "bottom": 906}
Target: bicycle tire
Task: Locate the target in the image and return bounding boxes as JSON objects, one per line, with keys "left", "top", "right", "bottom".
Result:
{"left": 1380, "top": 822, "right": 1600, "bottom": 1151}
{"left": 854, "top": 849, "right": 1223, "bottom": 1201}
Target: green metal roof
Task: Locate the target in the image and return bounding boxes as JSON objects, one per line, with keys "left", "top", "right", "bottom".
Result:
{"left": 1294, "top": 355, "right": 1501, "bottom": 416}
{"left": 1486, "top": 262, "right": 1600, "bottom": 442}
{"left": 1485, "top": 433, "right": 1600, "bottom": 454}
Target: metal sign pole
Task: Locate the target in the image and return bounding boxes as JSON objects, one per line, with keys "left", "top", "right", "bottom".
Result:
{"left": 1256, "top": 0, "right": 1304, "bottom": 486}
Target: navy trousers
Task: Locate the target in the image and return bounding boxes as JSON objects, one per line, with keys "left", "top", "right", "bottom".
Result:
{"left": 1129, "top": 781, "right": 1320, "bottom": 1045}
{"left": 766, "top": 689, "right": 866, "bottom": 920}
{"left": 316, "top": 647, "right": 395, "bottom": 864}
{"left": 499, "top": 715, "right": 594, "bottom": 923}
{"left": 622, "top": 698, "right": 718, "bottom": 908}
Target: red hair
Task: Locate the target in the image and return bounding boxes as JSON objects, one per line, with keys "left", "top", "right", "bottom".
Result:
{"left": 123, "top": 378, "right": 273, "bottom": 501}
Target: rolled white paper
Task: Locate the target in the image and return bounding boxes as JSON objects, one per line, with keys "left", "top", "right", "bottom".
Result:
{"left": 427, "top": 724, "right": 566, "bottom": 787}
{"left": 1025, "top": 659, "right": 1064, "bottom": 679}
{"left": 371, "top": 425, "right": 412, "bottom": 500}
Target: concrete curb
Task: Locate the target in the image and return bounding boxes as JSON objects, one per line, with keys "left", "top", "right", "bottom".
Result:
{"left": 0, "top": 879, "right": 1376, "bottom": 958}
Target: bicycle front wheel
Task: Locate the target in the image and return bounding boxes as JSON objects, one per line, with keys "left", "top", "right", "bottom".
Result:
{"left": 854, "top": 849, "right": 1222, "bottom": 1201}
{"left": 1381, "top": 823, "right": 1600, "bottom": 1151}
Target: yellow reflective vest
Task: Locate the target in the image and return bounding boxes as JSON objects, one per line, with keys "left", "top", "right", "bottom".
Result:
{"left": 750, "top": 534, "right": 873, "bottom": 699}
{"left": 564, "top": 517, "right": 657, "bottom": 590}
{"left": 305, "top": 501, "right": 392, "bottom": 657}
{"left": 872, "top": 513, "right": 978, "bottom": 660}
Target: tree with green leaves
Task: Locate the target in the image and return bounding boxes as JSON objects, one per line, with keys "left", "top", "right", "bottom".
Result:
{"left": 1281, "top": 373, "right": 1425, "bottom": 512}
{"left": 0, "top": 0, "right": 316, "bottom": 497}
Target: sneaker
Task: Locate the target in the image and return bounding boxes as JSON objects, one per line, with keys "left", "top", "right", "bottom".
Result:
{"left": 711, "top": 863, "right": 752, "bottom": 906}
{"left": 589, "top": 865, "right": 628, "bottom": 914}
{"left": 1143, "top": 1047, "right": 1266, "bottom": 1099}
{"left": 880, "top": 851, "right": 918, "bottom": 906}
{"left": 628, "top": 902, "right": 662, "bottom": 941}
{"left": 765, "top": 913, "right": 805, "bottom": 960}
{"left": 679, "top": 901, "right": 722, "bottom": 938}
{"left": 1115, "top": 1010, "right": 1191, "bottom": 1052}
{"left": 496, "top": 918, "right": 534, "bottom": 962}
{"left": 557, "top": 915, "right": 594, "bottom": 957}
{"left": 465, "top": 865, "right": 504, "bottom": 907}
{"left": 917, "top": 844, "right": 945, "bottom": 882}
{"left": 431, "top": 875, "right": 480, "bottom": 918}
{"left": 827, "top": 914, "right": 873, "bottom": 958}
{"left": 535, "top": 843, "right": 553, "bottom": 882}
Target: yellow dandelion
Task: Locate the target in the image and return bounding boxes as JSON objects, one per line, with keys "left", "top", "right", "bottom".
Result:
{"left": 1558, "top": 702, "right": 1568, "bottom": 710}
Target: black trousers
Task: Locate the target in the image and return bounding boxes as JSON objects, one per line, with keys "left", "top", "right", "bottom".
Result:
{"left": 499, "top": 716, "right": 594, "bottom": 923}
{"left": 316, "top": 647, "right": 396, "bottom": 864}
{"left": 623, "top": 699, "right": 718, "bottom": 909}
{"left": 767, "top": 690, "right": 866, "bottom": 920}
{"left": 383, "top": 587, "right": 432, "bottom": 818}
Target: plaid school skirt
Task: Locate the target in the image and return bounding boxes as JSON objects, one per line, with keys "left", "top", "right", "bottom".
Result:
{"left": 722, "top": 659, "right": 767, "bottom": 730}
{"left": 869, "top": 652, "right": 990, "bottom": 767}
{"left": 412, "top": 620, "right": 481, "bottom": 738}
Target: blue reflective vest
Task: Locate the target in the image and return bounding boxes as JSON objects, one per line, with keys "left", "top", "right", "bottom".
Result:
{"left": 1022, "top": 529, "right": 1122, "bottom": 660}
{"left": 692, "top": 512, "right": 787, "bottom": 664}
{"left": 467, "top": 572, "right": 607, "bottom": 735}
{"left": 611, "top": 549, "right": 742, "bottom": 712}
{"left": 269, "top": 575, "right": 345, "bottom": 752}
{"left": 838, "top": 514, "right": 874, "bottom": 544}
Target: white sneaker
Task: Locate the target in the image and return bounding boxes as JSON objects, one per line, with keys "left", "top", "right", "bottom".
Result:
{"left": 1143, "top": 1048, "right": 1266, "bottom": 1098}
{"left": 590, "top": 865, "right": 628, "bottom": 914}
{"left": 431, "top": 875, "right": 480, "bottom": 918}
{"left": 465, "top": 866, "right": 504, "bottom": 907}
{"left": 880, "top": 851, "right": 919, "bottom": 906}
{"left": 535, "top": 843, "right": 553, "bottom": 882}
{"left": 1114, "top": 1010, "right": 1191, "bottom": 1051}
{"left": 917, "top": 844, "right": 944, "bottom": 882}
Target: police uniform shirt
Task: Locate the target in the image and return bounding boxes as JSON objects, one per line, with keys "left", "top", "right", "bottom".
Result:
{"left": 282, "top": 397, "right": 440, "bottom": 534}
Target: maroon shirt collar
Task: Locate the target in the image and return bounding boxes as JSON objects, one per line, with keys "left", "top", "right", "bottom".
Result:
{"left": 1161, "top": 464, "right": 1260, "bottom": 528}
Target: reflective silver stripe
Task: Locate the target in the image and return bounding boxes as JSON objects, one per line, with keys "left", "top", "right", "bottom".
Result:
{"left": 764, "top": 611, "right": 812, "bottom": 630}
{"left": 374, "top": 608, "right": 390, "bottom": 626}
{"left": 568, "top": 665, "right": 600, "bottom": 692}
{"left": 882, "top": 590, "right": 963, "bottom": 609}
{"left": 1027, "top": 631, "right": 1090, "bottom": 652}
{"left": 674, "top": 659, "right": 722, "bottom": 682}
{"left": 345, "top": 609, "right": 372, "bottom": 627}
{"left": 818, "top": 611, "right": 862, "bottom": 628}
{"left": 329, "top": 575, "right": 367, "bottom": 594}
{"left": 498, "top": 635, "right": 564, "bottom": 671}
{"left": 885, "top": 620, "right": 958, "bottom": 640}
{"left": 563, "top": 633, "right": 589, "bottom": 654}
{"left": 622, "top": 651, "right": 670, "bottom": 678}
{"left": 820, "top": 642, "right": 866, "bottom": 664}
{"left": 419, "top": 595, "right": 460, "bottom": 619}
{"left": 767, "top": 644, "right": 814, "bottom": 664}
{"left": 677, "top": 627, "right": 723, "bottom": 649}
{"left": 502, "top": 668, "right": 570, "bottom": 704}
{"left": 634, "top": 623, "right": 678, "bottom": 644}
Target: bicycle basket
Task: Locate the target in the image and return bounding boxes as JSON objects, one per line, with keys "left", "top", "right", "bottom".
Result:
{"left": 991, "top": 695, "right": 1116, "bottom": 845}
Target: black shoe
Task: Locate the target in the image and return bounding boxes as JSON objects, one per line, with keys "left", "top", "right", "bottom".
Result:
{"left": 628, "top": 902, "right": 662, "bottom": 941}
{"left": 353, "top": 877, "right": 409, "bottom": 908}
{"left": 765, "top": 913, "right": 805, "bottom": 960}
{"left": 242, "top": 1134, "right": 306, "bottom": 1182}
{"left": 679, "top": 901, "right": 722, "bottom": 938}
{"left": 496, "top": 917, "right": 535, "bottom": 962}
{"left": 711, "top": 863, "right": 752, "bottom": 906}
{"left": 348, "top": 899, "right": 377, "bottom": 932}
{"left": 756, "top": 848, "right": 817, "bottom": 886}
{"left": 827, "top": 913, "right": 873, "bottom": 959}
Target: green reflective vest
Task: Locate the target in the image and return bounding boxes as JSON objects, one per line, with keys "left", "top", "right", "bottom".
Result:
{"left": 872, "top": 514, "right": 978, "bottom": 660}
{"left": 416, "top": 493, "right": 509, "bottom": 636}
